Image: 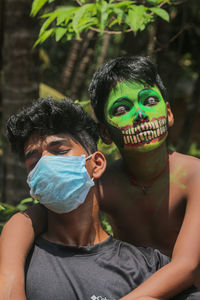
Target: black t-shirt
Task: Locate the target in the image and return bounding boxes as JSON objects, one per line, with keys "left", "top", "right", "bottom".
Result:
{"left": 25, "top": 236, "right": 200, "bottom": 300}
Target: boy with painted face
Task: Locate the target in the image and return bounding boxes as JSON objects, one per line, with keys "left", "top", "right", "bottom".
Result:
{"left": 1, "top": 57, "right": 200, "bottom": 299}
{"left": 2, "top": 97, "right": 172, "bottom": 300}
{"left": 88, "top": 56, "right": 200, "bottom": 299}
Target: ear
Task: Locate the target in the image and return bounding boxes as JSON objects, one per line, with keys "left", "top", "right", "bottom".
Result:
{"left": 166, "top": 102, "right": 174, "bottom": 128}
{"left": 99, "top": 123, "right": 113, "bottom": 145}
{"left": 91, "top": 152, "right": 107, "bottom": 180}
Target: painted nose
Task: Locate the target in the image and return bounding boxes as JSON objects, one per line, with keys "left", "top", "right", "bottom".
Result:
{"left": 133, "top": 110, "right": 148, "bottom": 124}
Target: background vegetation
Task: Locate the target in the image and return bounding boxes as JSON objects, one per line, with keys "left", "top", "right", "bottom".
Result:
{"left": 0, "top": 0, "right": 200, "bottom": 228}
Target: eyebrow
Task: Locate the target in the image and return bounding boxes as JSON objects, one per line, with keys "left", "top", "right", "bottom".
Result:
{"left": 24, "top": 149, "right": 38, "bottom": 161}
{"left": 48, "top": 139, "right": 71, "bottom": 147}
{"left": 138, "top": 88, "right": 159, "bottom": 96}
{"left": 112, "top": 97, "right": 133, "bottom": 105}
{"left": 24, "top": 138, "right": 71, "bottom": 160}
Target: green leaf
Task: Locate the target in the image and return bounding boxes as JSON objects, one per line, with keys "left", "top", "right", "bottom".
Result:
{"left": 39, "top": 13, "right": 57, "bottom": 36}
{"left": 111, "top": 1, "right": 133, "bottom": 9}
{"left": 55, "top": 27, "right": 67, "bottom": 41}
{"left": 127, "top": 5, "right": 146, "bottom": 35}
{"left": 72, "top": 4, "right": 96, "bottom": 35}
{"left": 16, "top": 198, "right": 39, "bottom": 211}
{"left": 99, "top": 1, "right": 109, "bottom": 32}
{"left": 78, "top": 18, "right": 98, "bottom": 32}
{"left": 31, "top": 0, "right": 49, "bottom": 17}
{"left": 112, "top": 8, "right": 126, "bottom": 26}
{"left": 55, "top": 7, "right": 77, "bottom": 26}
{"left": 150, "top": 7, "right": 170, "bottom": 22}
{"left": 34, "top": 28, "right": 55, "bottom": 47}
{"left": 19, "top": 198, "right": 37, "bottom": 205}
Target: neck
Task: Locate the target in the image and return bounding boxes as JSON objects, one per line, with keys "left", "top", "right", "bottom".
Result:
{"left": 121, "top": 143, "right": 169, "bottom": 184}
{"left": 43, "top": 188, "right": 108, "bottom": 246}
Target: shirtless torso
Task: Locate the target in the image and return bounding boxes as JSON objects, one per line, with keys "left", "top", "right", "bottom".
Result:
{"left": 101, "top": 151, "right": 200, "bottom": 258}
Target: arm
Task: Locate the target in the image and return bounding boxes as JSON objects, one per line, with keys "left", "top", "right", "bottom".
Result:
{"left": 120, "top": 173, "right": 200, "bottom": 300}
{"left": 0, "top": 204, "right": 47, "bottom": 300}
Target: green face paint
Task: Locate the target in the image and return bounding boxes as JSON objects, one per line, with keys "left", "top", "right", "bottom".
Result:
{"left": 105, "top": 81, "right": 168, "bottom": 152}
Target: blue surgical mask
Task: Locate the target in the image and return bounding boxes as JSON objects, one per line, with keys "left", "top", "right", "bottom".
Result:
{"left": 27, "top": 155, "right": 94, "bottom": 214}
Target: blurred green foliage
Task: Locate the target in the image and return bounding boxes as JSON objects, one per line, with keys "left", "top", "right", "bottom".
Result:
{"left": 100, "top": 212, "right": 113, "bottom": 235}
{"left": 188, "top": 143, "right": 200, "bottom": 159}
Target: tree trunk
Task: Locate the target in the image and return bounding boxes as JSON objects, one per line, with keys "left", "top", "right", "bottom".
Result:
{"left": 96, "top": 33, "right": 111, "bottom": 68}
{"left": 1, "top": 0, "right": 39, "bottom": 204}
{"left": 60, "top": 30, "right": 98, "bottom": 100}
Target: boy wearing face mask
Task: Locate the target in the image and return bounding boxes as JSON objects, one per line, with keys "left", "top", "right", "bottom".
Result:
{"left": 3, "top": 97, "right": 174, "bottom": 300}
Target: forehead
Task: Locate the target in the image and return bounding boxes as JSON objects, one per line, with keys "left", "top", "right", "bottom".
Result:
{"left": 24, "top": 133, "right": 84, "bottom": 154}
{"left": 108, "top": 81, "right": 145, "bottom": 98}
{"left": 108, "top": 80, "right": 162, "bottom": 99}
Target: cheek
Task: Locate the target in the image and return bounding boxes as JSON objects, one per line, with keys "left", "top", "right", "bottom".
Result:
{"left": 107, "top": 112, "right": 133, "bottom": 128}
{"left": 145, "top": 104, "right": 166, "bottom": 119}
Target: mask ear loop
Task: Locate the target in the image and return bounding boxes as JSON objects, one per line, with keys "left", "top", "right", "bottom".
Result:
{"left": 86, "top": 154, "right": 93, "bottom": 161}
{"left": 85, "top": 154, "right": 94, "bottom": 182}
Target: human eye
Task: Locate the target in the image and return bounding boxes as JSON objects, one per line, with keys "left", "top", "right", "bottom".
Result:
{"left": 113, "top": 105, "right": 130, "bottom": 116}
{"left": 51, "top": 149, "right": 70, "bottom": 155}
{"left": 143, "top": 96, "right": 159, "bottom": 106}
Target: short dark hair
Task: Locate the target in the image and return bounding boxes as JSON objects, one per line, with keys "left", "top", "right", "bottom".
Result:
{"left": 89, "top": 56, "right": 167, "bottom": 123}
{"left": 7, "top": 97, "right": 99, "bottom": 160}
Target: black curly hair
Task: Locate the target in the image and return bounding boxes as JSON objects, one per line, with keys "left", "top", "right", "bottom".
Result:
{"left": 7, "top": 97, "right": 99, "bottom": 160}
{"left": 88, "top": 56, "right": 167, "bottom": 123}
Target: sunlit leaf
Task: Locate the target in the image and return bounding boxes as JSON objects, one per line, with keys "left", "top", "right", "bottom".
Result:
{"left": 55, "top": 27, "right": 67, "bottom": 41}
{"left": 111, "top": 1, "right": 133, "bottom": 9}
{"left": 127, "top": 5, "right": 146, "bottom": 35}
{"left": 31, "top": 0, "right": 49, "bottom": 16}
{"left": 72, "top": 4, "right": 96, "bottom": 35}
{"left": 150, "top": 7, "right": 170, "bottom": 22}
{"left": 112, "top": 7, "right": 127, "bottom": 26}
{"left": 34, "top": 28, "right": 55, "bottom": 47}
{"left": 99, "top": 1, "right": 109, "bottom": 32}
{"left": 56, "top": 7, "right": 77, "bottom": 25}
{"left": 39, "top": 13, "right": 57, "bottom": 36}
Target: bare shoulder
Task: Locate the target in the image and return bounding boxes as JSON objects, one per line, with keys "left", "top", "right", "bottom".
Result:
{"left": 170, "top": 151, "right": 200, "bottom": 191}
{"left": 171, "top": 151, "right": 200, "bottom": 175}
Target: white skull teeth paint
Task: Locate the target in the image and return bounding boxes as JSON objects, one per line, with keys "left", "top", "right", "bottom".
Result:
{"left": 122, "top": 118, "right": 167, "bottom": 146}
